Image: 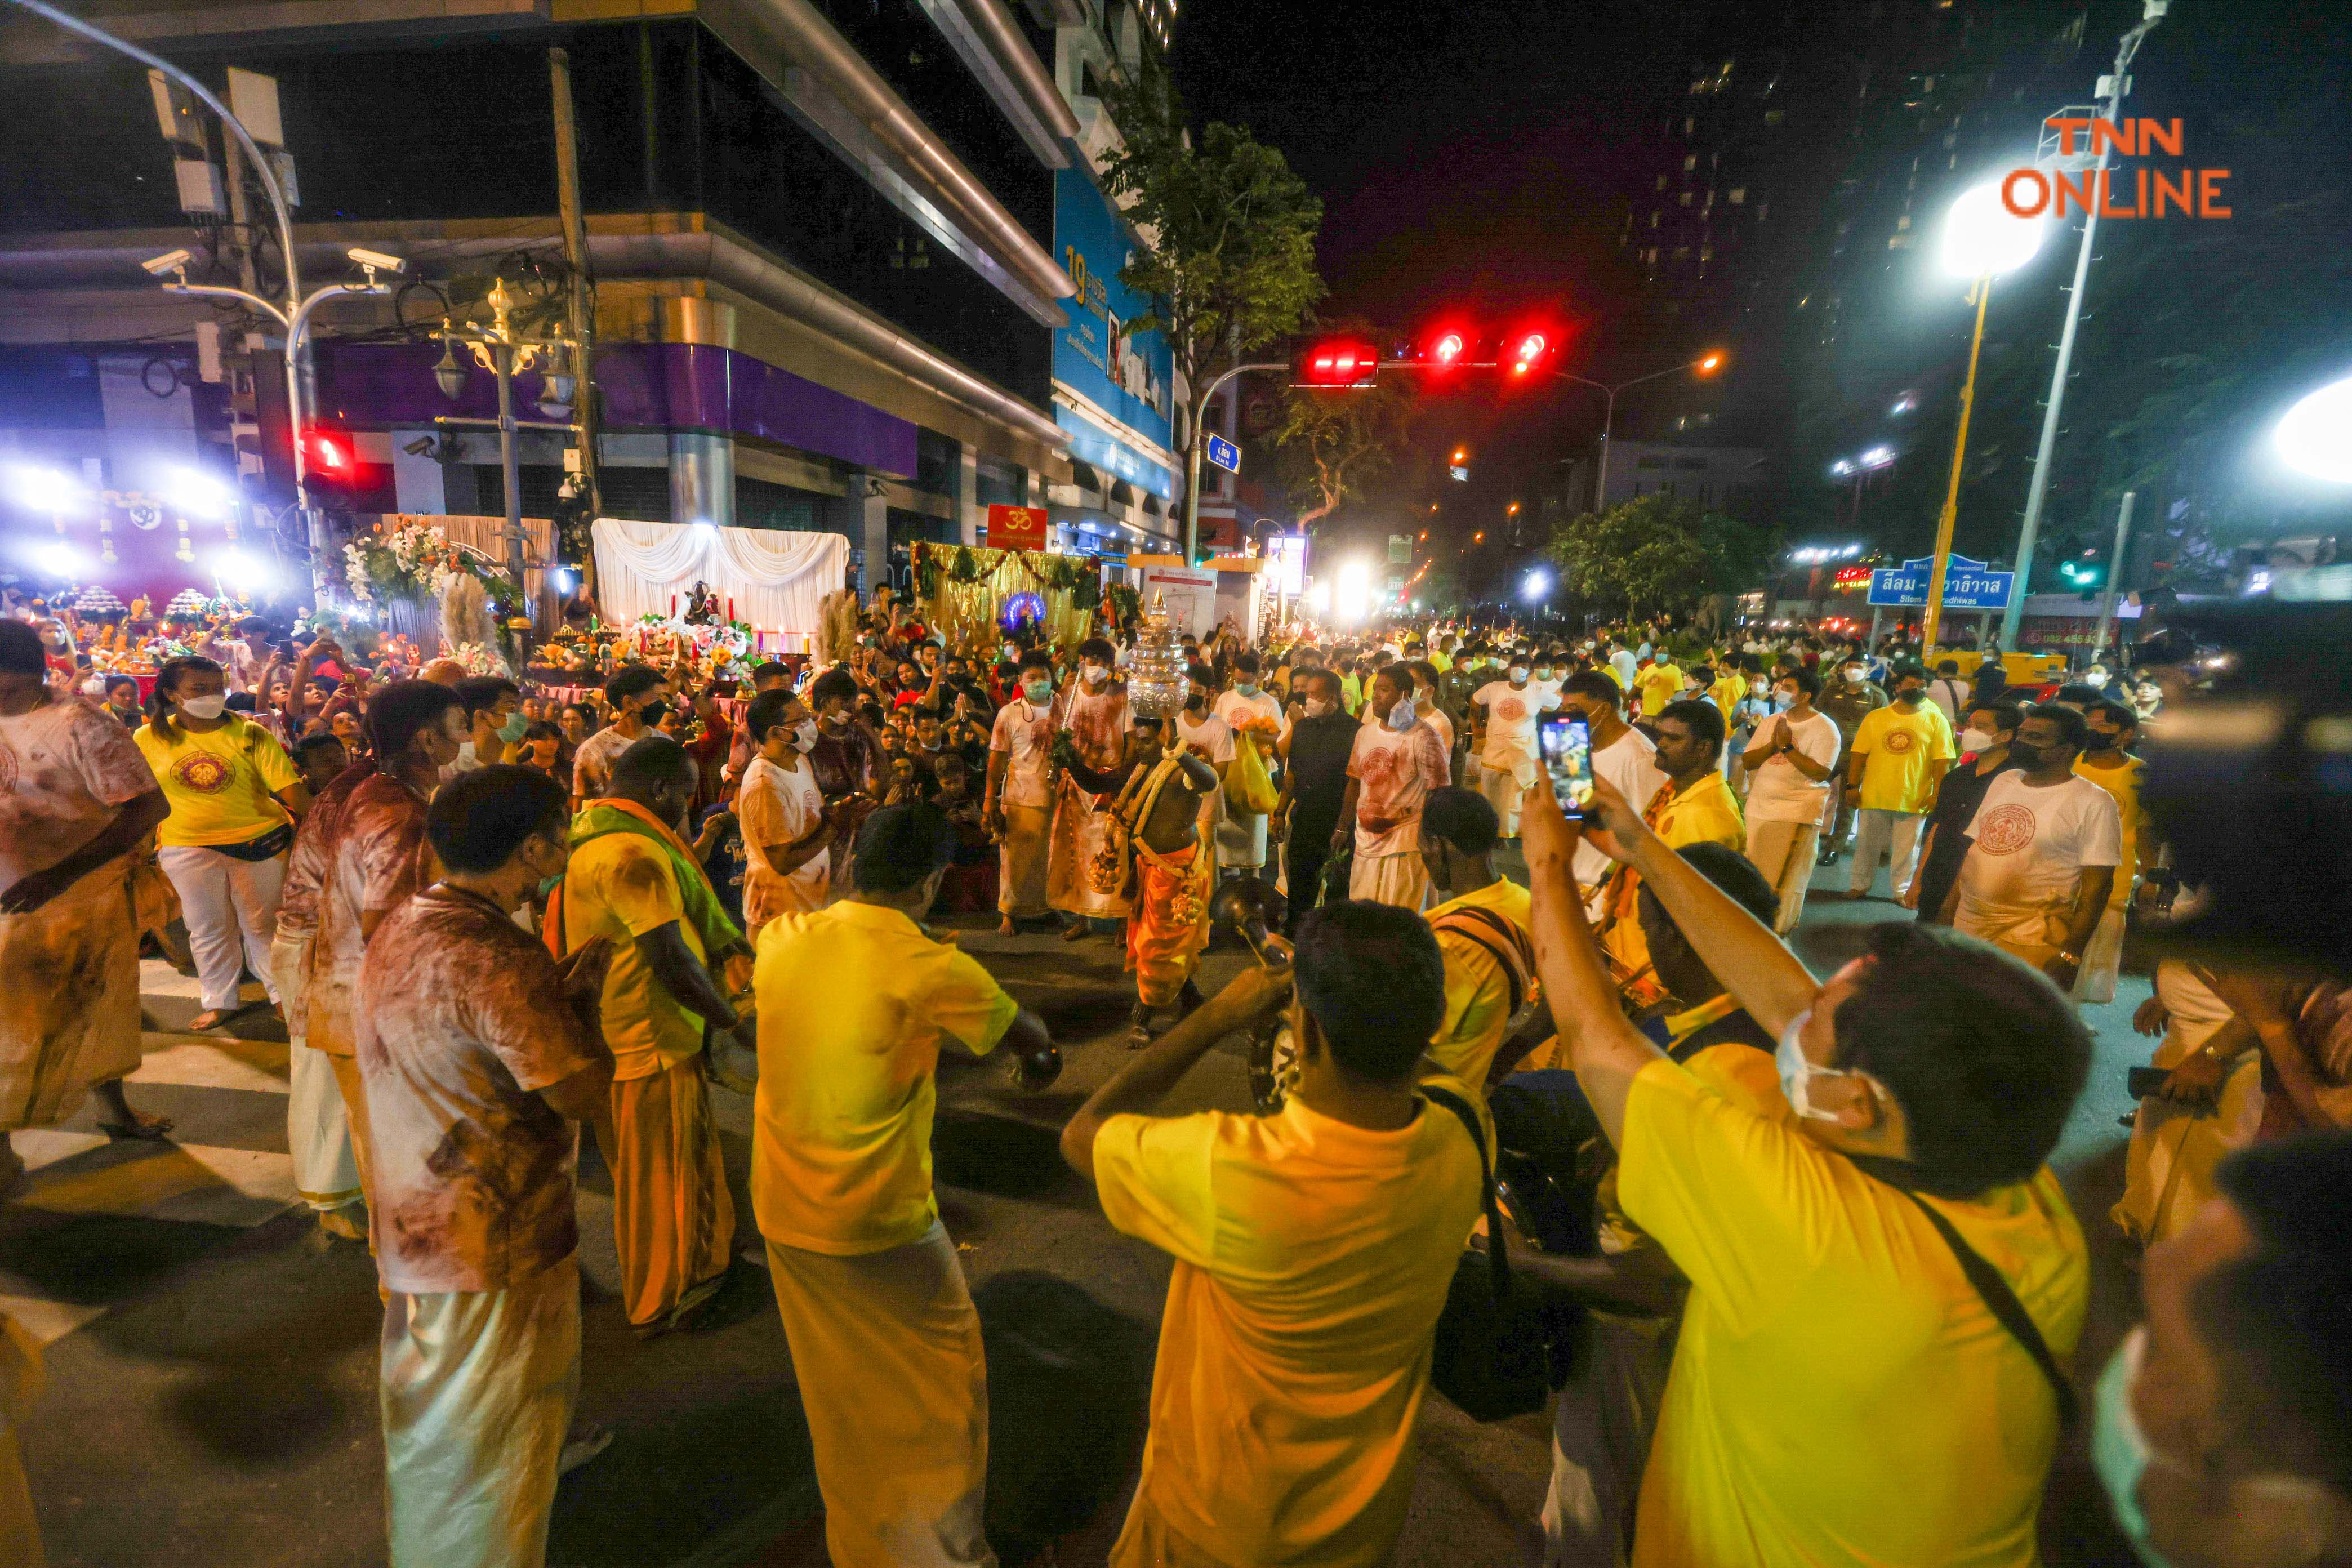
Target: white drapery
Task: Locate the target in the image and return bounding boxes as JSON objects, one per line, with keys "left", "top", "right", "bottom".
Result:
{"left": 590, "top": 518, "right": 848, "bottom": 636}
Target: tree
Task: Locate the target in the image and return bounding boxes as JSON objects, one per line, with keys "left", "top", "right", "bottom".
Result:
{"left": 1544, "top": 495, "right": 1778, "bottom": 620}
{"left": 1098, "top": 65, "right": 1325, "bottom": 498}
{"left": 1269, "top": 363, "right": 1417, "bottom": 529}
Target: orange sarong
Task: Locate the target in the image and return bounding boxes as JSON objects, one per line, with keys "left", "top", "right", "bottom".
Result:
{"left": 611, "top": 1055, "right": 736, "bottom": 1329}
{"left": 1126, "top": 839, "right": 1213, "bottom": 1008}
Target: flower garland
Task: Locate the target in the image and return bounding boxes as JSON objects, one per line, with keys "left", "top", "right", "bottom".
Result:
{"left": 342, "top": 520, "right": 510, "bottom": 608}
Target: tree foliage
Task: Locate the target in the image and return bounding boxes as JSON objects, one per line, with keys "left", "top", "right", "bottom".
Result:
{"left": 1097, "top": 64, "right": 1325, "bottom": 467}
{"left": 1269, "top": 364, "right": 1417, "bottom": 529}
{"left": 1543, "top": 495, "right": 1779, "bottom": 619}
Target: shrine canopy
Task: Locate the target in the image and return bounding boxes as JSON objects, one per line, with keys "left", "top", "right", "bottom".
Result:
{"left": 590, "top": 517, "right": 847, "bottom": 640}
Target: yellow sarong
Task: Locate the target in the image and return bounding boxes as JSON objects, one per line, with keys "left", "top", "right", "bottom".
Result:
{"left": 611, "top": 1054, "right": 736, "bottom": 1329}
{"left": 1126, "top": 839, "right": 1212, "bottom": 1008}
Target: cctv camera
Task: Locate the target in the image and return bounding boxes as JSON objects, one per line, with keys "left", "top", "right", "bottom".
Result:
{"left": 347, "top": 247, "right": 407, "bottom": 274}
{"left": 142, "top": 248, "right": 194, "bottom": 276}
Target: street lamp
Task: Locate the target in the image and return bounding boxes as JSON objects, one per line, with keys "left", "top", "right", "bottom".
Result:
{"left": 435, "top": 279, "right": 577, "bottom": 654}
{"left": 1920, "top": 182, "right": 2045, "bottom": 653}
{"left": 2274, "top": 373, "right": 2352, "bottom": 484}
{"left": 1180, "top": 360, "right": 1288, "bottom": 565}
{"left": 1555, "top": 352, "right": 1727, "bottom": 513}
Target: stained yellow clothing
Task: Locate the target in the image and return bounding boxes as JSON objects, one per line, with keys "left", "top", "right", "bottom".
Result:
{"left": 1596, "top": 1034, "right": 1782, "bottom": 1258}
{"left": 751, "top": 901, "right": 1017, "bottom": 1256}
{"left": 1634, "top": 662, "right": 1683, "bottom": 718}
{"left": 1422, "top": 877, "right": 1533, "bottom": 1088}
{"left": 559, "top": 833, "right": 704, "bottom": 1082}
{"left": 1093, "top": 1077, "right": 1486, "bottom": 1568}
{"left": 1600, "top": 772, "right": 1745, "bottom": 998}
{"left": 1620, "top": 1058, "right": 2088, "bottom": 1568}
{"left": 135, "top": 716, "right": 299, "bottom": 847}
{"left": 2074, "top": 752, "right": 2148, "bottom": 909}
{"left": 1848, "top": 701, "right": 1956, "bottom": 814}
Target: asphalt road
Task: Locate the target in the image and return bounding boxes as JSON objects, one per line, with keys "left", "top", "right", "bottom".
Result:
{"left": 3, "top": 839, "right": 2151, "bottom": 1567}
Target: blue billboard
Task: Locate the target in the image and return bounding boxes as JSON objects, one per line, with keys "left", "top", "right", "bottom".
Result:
{"left": 1053, "top": 166, "right": 1175, "bottom": 495}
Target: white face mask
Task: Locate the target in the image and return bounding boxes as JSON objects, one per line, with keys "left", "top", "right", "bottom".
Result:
{"left": 1844, "top": 666, "right": 1867, "bottom": 683}
{"left": 1749, "top": 678, "right": 1769, "bottom": 695}
{"left": 792, "top": 718, "right": 819, "bottom": 751}
{"left": 178, "top": 693, "right": 228, "bottom": 721}
{"left": 1960, "top": 726, "right": 1996, "bottom": 752}
{"left": 1081, "top": 663, "right": 1108, "bottom": 687}
{"left": 1384, "top": 697, "right": 1417, "bottom": 732}
{"left": 1508, "top": 666, "right": 1530, "bottom": 684}
{"left": 1304, "top": 697, "right": 1335, "bottom": 718}
{"left": 2086, "top": 670, "right": 2108, "bottom": 688}
{"left": 1775, "top": 1010, "right": 1852, "bottom": 1122}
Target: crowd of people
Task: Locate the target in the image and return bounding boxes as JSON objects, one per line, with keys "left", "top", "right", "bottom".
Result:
{"left": 0, "top": 588, "right": 2344, "bottom": 1568}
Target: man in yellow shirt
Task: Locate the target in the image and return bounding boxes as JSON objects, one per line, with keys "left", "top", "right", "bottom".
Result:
{"left": 1839, "top": 662, "right": 1955, "bottom": 901}
{"left": 1521, "top": 773, "right": 2090, "bottom": 1568}
{"left": 1598, "top": 698, "right": 1744, "bottom": 1003}
{"left": 753, "top": 804, "right": 1060, "bottom": 1568}
{"left": 2069, "top": 697, "right": 2149, "bottom": 1004}
{"left": 1633, "top": 653, "right": 1683, "bottom": 719}
{"left": 552, "top": 736, "right": 749, "bottom": 1336}
{"left": 1704, "top": 658, "right": 1745, "bottom": 729}
{"left": 1416, "top": 787, "right": 1541, "bottom": 1090}
{"left": 1061, "top": 903, "right": 1485, "bottom": 1568}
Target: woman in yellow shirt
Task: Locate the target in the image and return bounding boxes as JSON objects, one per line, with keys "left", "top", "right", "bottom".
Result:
{"left": 135, "top": 657, "right": 309, "bottom": 1031}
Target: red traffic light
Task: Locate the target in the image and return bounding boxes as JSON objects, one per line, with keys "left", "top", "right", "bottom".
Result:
{"left": 1294, "top": 336, "right": 1383, "bottom": 388}
{"left": 1509, "top": 332, "right": 1549, "bottom": 374}
{"left": 1431, "top": 331, "right": 1465, "bottom": 366}
{"left": 302, "top": 430, "right": 351, "bottom": 473}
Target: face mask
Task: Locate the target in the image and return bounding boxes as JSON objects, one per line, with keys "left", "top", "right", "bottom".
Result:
{"left": 1775, "top": 1009, "right": 1851, "bottom": 1122}
{"left": 638, "top": 700, "right": 669, "bottom": 727}
{"left": 2090, "top": 1327, "right": 2163, "bottom": 1561}
{"left": 2086, "top": 671, "right": 2109, "bottom": 688}
{"left": 1960, "top": 726, "right": 1996, "bottom": 752}
{"left": 1508, "top": 666, "right": 1529, "bottom": 684}
{"left": 1081, "top": 663, "right": 1107, "bottom": 687}
{"left": 178, "top": 693, "right": 227, "bottom": 721}
{"left": 1020, "top": 680, "right": 1050, "bottom": 705}
{"left": 1235, "top": 681, "right": 1259, "bottom": 698}
{"left": 1184, "top": 689, "right": 1206, "bottom": 712}
{"left": 2008, "top": 740, "right": 2048, "bottom": 769}
{"left": 1534, "top": 666, "right": 1553, "bottom": 681}
{"left": 791, "top": 719, "right": 819, "bottom": 751}
{"left": 1385, "top": 697, "right": 1417, "bottom": 732}
{"left": 1749, "top": 678, "right": 1769, "bottom": 695}
{"left": 1844, "top": 667, "right": 1867, "bottom": 683}
{"left": 1775, "top": 687, "right": 1798, "bottom": 705}
{"left": 497, "top": 711, "right": 529, "bottom": 743}
{"left": 1304, "top": 697, "right": 1335, "bottom": 718}
{"left": 1895, "top": 687, "right": 1925, "bottom": 705}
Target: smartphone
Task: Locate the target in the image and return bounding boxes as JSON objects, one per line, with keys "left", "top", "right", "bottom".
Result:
{"left": 1538, "top": 713, "right": 1593, "bottom": 816}
{"left": 2126, "top": 1066, "right": 2172, "bottom": 1100}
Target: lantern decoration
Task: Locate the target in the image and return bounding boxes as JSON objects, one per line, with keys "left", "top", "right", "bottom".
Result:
{"left": 1125, "top": 591, "right": 1188, "bottom": 719}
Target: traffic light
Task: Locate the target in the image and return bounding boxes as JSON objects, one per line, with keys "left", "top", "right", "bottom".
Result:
{"left": 1293, "top": 336, "right": 1383, "bottom": 387}
{"left": 301, "top": 429, "right": 353, "bottom": 478}
{"left": 2059, "top": 552, "right": 2108, "bottom": 594}
{"left": 1508, "top": 331, "right": 1549, "bottom": 375}
{"left": 297, "top": 427, "right": 395, "bottom": 512}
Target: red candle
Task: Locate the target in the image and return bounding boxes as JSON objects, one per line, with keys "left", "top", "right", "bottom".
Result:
{"left": 670, "top": 593, "right": 678, "bottom": 613}
{"left": 728, "top": 596, "right": 736, "bottom": 622}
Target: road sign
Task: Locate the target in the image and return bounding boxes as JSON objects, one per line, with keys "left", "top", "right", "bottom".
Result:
{"left": 1867, "top": 552, "right": 2015, "bottom": 611}
{"left": 1388, "top": 534, "right": 1413, "bottom": 564}
{"left": 986, "top": 504, "right": 1048, "bottom": 552}
{"left": 1204, "top": 434, "right": 1240, "bottom": 474}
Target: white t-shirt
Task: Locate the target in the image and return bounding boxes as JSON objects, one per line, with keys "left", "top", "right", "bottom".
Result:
{"left": 1743, "top": 710, "right": 1843, "bottom": 827}
{"left": 571, "top": 724, "right": 635, "bottom": 801}
{"left": 1572, "top": 728, "right": 1667, "bottom": 896}
{"left": 988, "top": 697, "right": 1057, "bottom": 808}
{"left": 1175, "top": 711, "right": 1235, "bottom": 765}
{"left": 1213, "top": 687, "right": 1289, "bottom": 743}
{"left": 1474, "top": 680, "right": 1545, "bottom": 762}
{"left": 1418, "top": 705, "right": 1456, "bottom": 758}
{"left": 1609, "top": 650, "right": 1640, "bottom": 689}
{"left": 738, "top": 753, "right": 830, "bottom": 914}
{"left": 1527, "top": 677, "right": 1565, "bottom": 715}
{"left": 1954, "top": 771, "right": 2122, "bottom": 948}
{"left": 1346, "top": 719, "right": 1450, "bottom": 858}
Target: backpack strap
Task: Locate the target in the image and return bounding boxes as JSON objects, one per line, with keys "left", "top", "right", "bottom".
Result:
{"left": 1895, "top": 1188, "right": 2079, "bottom": 1430}
{"left": 1422, "top": 1084, "right": 1511, "bottom": 1301}
{"left": 1431, "top": 905, "right": 1537, "bottom": 1016}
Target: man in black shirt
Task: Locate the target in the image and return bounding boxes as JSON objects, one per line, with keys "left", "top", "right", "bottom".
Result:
{"left": 1273, "top": 667, "right": 1360, "bottom": 937}
{"left": 1905, "top": 698, "right": 2023, "bottom": 924}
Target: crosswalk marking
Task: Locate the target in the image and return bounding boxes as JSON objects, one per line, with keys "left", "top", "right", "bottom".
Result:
{"left": 0, "top": 1293, "right": 108, "bottom": 1348}
{"left": 12, "top": 1130, "right": 298, "bottom": 1230}
{"left": 129, "top": 1036, "right": 291, "bottom": 1096}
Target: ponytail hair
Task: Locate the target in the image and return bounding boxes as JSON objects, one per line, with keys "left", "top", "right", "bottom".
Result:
{"left": 148, "top": 655, "right": 224, "bottom": 742}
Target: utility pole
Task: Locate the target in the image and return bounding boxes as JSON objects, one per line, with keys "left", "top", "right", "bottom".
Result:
{"left": 548, "top": 45, "right": 602, "bottom": 595}
{"left": 1182, "top": 362, "right": 1284, "bottom": 565}
{"left": 2091, "top": 489, "right": 2136, "bottom": 663}
{"left": 2001, "top": 0, "right": 2166, "bottom": 650}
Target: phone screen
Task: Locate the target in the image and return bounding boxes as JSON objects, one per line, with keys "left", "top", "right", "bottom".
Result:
{"left": 1538, "top": 714, "right": 1593, "bottom": 816}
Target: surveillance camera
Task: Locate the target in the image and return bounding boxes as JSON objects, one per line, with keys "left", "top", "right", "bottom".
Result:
{"left": 347, "top": 247, "right": 407, "bottom": 274}
{"left": 142, "top": 248, "right": 194, "bottom": 276}
{"left": 402, "top": 436, "right": 435, "bottom": 457}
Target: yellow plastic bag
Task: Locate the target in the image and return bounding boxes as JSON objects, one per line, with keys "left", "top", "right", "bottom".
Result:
{"left": 1226, "top": 732, "right": 1279, "bottom": 816}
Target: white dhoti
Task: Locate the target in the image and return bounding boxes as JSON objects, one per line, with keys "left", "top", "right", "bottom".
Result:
{"left": 1348, "top": 850, "right": 1429, "bottom": 911}
{"left": 2073, "top": 906, "right": 2128, "bottom": 1005}
{"left": 1543, "top": 1313, "right": 1676, "bottom": 1567}
{"left": 1213, "top": 804, "right": 1268, "bottom": 871}
{"left": 1046, "top": 781, "right": 1133, "bottom": 919}
{"left": 997, "top": 801, "right": 1051, "bottom": 919}
{"left": 1478, "top": 749, "right": 1536, "bottom": 838}
{"left": 381, "top": 1255, "right": 581, "bottom": 1568}
{"left": 0, "top": 867, "right": 142, "bottom": 1130}
{"left": 765, "top": 1223, "right": 994, "bottom": 1568}
{"left": 271, "top": 932, "right": 360, "bottom": 1213}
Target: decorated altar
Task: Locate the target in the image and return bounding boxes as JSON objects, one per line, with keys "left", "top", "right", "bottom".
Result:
{"left": 589, "top": 518, "right": 845, "bottom": 649}
{"left": 908, "top": 541, "right": 1112, "bottom": 653}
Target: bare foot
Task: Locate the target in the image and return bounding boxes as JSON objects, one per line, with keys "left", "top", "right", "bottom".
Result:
{"left": 998, "top": 916, "right": 1017, "bottom": 936}
{"left": 1060, "top": 922, "right": 1088, "bottom": 942}
{"left": 94, "top": 1082, "right": 173, "bottom": 1142}
{"left": 185, "top": 1008, "right": 239, "bottom": 1032}
{"left": 317, "top": 1203, "right": 369, "bottom": 1242}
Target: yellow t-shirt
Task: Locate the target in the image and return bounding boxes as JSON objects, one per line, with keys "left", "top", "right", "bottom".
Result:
{"left": 1708, "top": 672, "right": 1745, "bottom": 725}
{"left": 750, "top": 901, "right": 1017, "bottom": 1255}
{"left": 135, "top": 715, "right": 299, "bottom": 847}
{"left": 1619, "top": 1059, "right": 2088, "bottom": 1568}
{"left": 1635, "top": 662, "right": 1684, "bottom": 717}
{"left": 1848, "top": 700, "right": 1956, "bottom": 814}
{"left": 1092, "top": 1076, "right": 1486, "bottom": 1568}
{"left": 1596, "top": 1034, "right": 1783, "bottom": 1255}
{"left": 1422, "top": 877, "right": 1534, "bottom": 1089}
{"left": 1600, "top": 772, "right": 1745, "bottom": 992}
{"left": 560, "top": 832, "right": 705, "bottom": 1082}
{"left": 2073, "top": 752, "right": 2146, "bottom": 909}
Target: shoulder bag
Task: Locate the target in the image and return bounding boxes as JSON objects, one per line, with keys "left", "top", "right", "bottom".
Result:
{"left": 1423, "top": 1083, "right": 1559, "bottom": 1421}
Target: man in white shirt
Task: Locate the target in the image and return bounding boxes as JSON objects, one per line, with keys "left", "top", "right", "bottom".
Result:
{"left": 1471, "top": 657, "right": 1552, "bottom": 839}
{"left": 1738, "top": 667, "right": 1842, "bottom": 933}
{"left": 1924, "top": 658, "right": 1971, "bottom": 730}
{"left": 737, "top": 690, "right": 830, "bottom": 939}
{"left": 985, "top": 651, "right": 1058, "bottom": 933}
{"left": 1337, "top": 668, "right": 1451, "bottom": 909}
{"left": 1210, "top": 653, "right": 1288, "bottom": 879}
{"left": 1175, "top": 663, "right": 1236, "bottom": 769}
{"left": 1558, "top": 671, "right": 1666, "bottom": 915}
{"left": 1608, "top": 643, "right": 1641, "bottom": 692}
{"left": 1941, "top": 704, "right": 2121, "bottom": 990}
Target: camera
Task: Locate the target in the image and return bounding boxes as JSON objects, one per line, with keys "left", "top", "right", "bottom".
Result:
{"left": 142, "top": 248, "right": 194, "bottom": 276}
{"left": 346, "top": 247, "right": 407, "bottom": 274}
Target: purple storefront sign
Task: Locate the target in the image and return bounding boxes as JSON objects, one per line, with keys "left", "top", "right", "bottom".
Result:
{"left": 314, "top": 342, "right": 919, "bottom": 478}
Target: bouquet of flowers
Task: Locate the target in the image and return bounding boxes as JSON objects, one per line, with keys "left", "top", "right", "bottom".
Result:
{"left": 343, "top": 520, "right": 507, "bottom": 608}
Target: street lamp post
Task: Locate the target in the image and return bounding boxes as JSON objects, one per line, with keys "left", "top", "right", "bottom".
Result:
{"left": 1182, "top": 362, "right": 1286, "bottom": 567}
{"left": 1555, "top": 354, "right": 1724, "bottom": 512}
{"left": 1921, "top": 182, "right": 2046, "bottom": 653}
{"left": 434, "top": 279, "right": 577, "bottom": 660}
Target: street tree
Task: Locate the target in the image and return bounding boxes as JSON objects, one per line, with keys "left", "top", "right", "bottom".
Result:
{"left": 1269, "top": 354, "right": 1417, "bottom": 529}
{"left": 1098, "top": 64, "right": 1325, "bottom": 481}
{"left": 1544, "top": 494, "right": 1776, "bottom": 620}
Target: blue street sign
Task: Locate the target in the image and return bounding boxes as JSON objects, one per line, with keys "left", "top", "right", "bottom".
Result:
{"left": 1205, "top": 434, "right": 1240, "bottom": 474}
{"left": 1867, "top": 552, "right": 2015, "bottom": 611}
